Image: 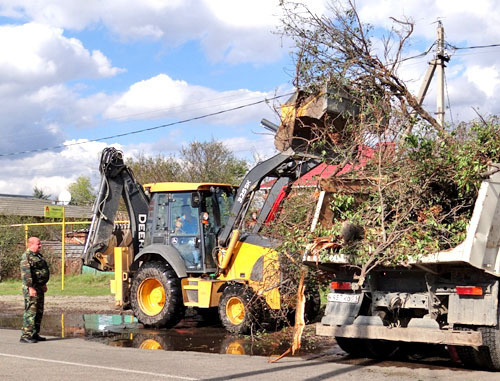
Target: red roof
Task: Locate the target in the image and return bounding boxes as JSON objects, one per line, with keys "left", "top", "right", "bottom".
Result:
{"left": 260, "top": 144, "right": 388, "bottom": 189}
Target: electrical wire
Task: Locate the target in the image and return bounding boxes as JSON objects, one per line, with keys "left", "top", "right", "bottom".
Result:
{"left": 397, "top": 42, "right": 436, "bottom": 63}
{"left": 448, "top": 42, "right": 500, "bottom": 51}
{"left": 0, "top": 93, "right": 292, "bottom": 158}
{"left": 0, "top": 91, "right": 279, "bottom": 143}
{"left": 444, "top": 69, "right": 454, "bottom": 126}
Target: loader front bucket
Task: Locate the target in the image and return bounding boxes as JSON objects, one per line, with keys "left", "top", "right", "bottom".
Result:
{"left": 275, "top": 86, "right": 359, "bottom": 154}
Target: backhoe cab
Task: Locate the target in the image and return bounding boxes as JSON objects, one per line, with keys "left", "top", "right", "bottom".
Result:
{"left": 83, "top": 147, "right": 321, "bottom": 333}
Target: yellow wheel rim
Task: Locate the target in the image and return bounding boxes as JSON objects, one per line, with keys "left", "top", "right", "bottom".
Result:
{"left": 225, "top": 341, "right": 245, "bottom": 355}
{"left": 139, "top": 339, "right": 163, "bottom": 350}
{"left": 137, "top": 278, "right": 165, "bottom": 316}
{"left": 226, "top": 296, "right": 245, "bottom": 325}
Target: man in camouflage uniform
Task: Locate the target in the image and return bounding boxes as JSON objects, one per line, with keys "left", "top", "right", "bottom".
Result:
{"left": 20, "top": 236, "right": 50, "bottom": 343}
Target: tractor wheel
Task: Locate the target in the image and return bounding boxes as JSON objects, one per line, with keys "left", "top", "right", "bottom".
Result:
{"left": 219, "top": 284, "right": 257, "bottom": 334}
{"left": 130, "top": 261, "right": 185, "bottom": 328}
{"left": 132, "top": 333, "right": 170, "bottom": 351}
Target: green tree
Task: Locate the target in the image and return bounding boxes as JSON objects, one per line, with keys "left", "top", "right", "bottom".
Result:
{"left": 32, "top": 186, "right": 51, "bottom": 200}
{"left": 180, "top": 140, "right": 248, "bottom": 184}
{"left": 68, "top": 176, "right": 96, "bottom": 206}
{"left": 125, "top": 153, "right": 183, "bottom": 185}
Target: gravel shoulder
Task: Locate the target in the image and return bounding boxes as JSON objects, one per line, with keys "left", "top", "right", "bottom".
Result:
{"left": 0, "top": 295, "right": 124, "bottom": 314}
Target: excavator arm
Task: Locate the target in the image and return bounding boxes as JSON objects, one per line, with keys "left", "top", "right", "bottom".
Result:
{"left": 217, "top": 147, "right": 321, "bottom": 247}
{"left": 82, "top": 147, "right": 150, "bottom": 270}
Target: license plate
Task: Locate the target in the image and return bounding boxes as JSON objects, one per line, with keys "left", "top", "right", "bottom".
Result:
{"left": 327, "top": 293, "right": 360, "bottom": 303}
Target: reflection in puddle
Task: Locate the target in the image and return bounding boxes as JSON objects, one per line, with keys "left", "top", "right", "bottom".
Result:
{"left": 0, "top": 312, "right": 461, "bottom": 368}
{"left": 0, "top": 312, "right": 334, "bottom": 357}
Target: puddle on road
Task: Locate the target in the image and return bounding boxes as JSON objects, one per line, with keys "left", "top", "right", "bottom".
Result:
{"left": 0, "top": 312, "right": 466, "bottom": 370}
{"left": 0, "top": 312, "right": 335, "bottom": 357}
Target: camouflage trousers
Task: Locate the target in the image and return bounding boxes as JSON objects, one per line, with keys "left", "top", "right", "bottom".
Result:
{"left": 21, "top": 286, "right": 44, "bottom": 339}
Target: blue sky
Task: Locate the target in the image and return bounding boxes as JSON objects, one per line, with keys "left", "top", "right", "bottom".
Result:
{"left": 1, "top": 0, "right": 500, "bottom": 198}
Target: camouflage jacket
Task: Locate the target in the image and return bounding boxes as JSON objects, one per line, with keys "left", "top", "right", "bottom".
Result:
{"left": 20, "top": 250, "right": 50, "bottom": 288}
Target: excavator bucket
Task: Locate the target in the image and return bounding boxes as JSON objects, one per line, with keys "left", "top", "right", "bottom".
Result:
{"left": 275, "top": 85, "right": 359, "bottom": 153}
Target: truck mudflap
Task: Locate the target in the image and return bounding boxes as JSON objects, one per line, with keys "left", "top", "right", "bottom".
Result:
{"left": 317, "top": 322, "right": 483, "bottom": 347}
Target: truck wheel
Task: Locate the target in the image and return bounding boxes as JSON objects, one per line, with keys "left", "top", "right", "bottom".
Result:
{"left": 304, "top": 288, "right": 321, "bottom": 324}
{"left": 219, "top": 284, "right": 257, "bottom": 334}
{"left": 365, "top": 339, "right": 400, "bottom": 359}
{"left": 335, "top": 337, "right": 369, "bottom": 357}
{"left": 479, "top": 326, "right": 500, "bottom": 370}
{"left": 130, "top": 261, "right": 185, "bottom": 328}
{"left": 455, "top": 345, "right": 490, "bottom": 369}
{"left": 455, "top": 326, "right": 490, "bottom": 369}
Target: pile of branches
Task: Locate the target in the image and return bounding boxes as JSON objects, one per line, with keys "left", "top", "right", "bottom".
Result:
{"left": 269, "top": 0, "right": 500, "bottom": 283}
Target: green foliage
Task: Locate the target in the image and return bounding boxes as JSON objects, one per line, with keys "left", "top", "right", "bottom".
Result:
{"left": 68, "top": 176, "right": 96, "bottom": 206}
{"left": 0, "top": 217, "right": 26, "bottom": 281}
{"left": 0, "top": 216, "right": 64, "bottom": 280}
{"left": 126, "top": 139, "right": 248, "bottom": 186}
{"left": 126, "top": 153, "right": 183, "bottom": 184}
{"left": 32, "top": 186, "right": 51, "bottom": 200}
{"left": 0, "top": 274, "right": 113, "bottom": 296}
{"left": 180, "top": 139, "right": 248, "bottom": 184}
{"left": 263, "top": 118, "right": 500, "bottom": 281}
{"left": 276, "top": 1, "right": 500, "bottom": 279}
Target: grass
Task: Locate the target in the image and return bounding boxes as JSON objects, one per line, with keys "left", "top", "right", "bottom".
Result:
{"left": 0, "top": 274, "right": 114, "bottom": 296}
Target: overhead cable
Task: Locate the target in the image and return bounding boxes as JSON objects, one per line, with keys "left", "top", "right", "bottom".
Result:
{"left": 0, "top": 93, "right": 292, "bottom": 158}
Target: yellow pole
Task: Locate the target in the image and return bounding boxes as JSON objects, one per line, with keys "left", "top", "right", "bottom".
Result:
{"left": 24, "top": 225, "right": 28, "bottom": 247}
{"left": 61, "top": 207, "right": 65, "bottom": 291}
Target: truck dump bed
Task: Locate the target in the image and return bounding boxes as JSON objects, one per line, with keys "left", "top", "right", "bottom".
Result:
{"left": 304, "top": 170, "right": 500, "bottom": 276}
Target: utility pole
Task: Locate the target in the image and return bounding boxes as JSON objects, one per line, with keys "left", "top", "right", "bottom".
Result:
{"left": 415, "top": 20, "right": 450, "bottom": 127}
{"left": 435, "top": 21, "right": 446, "bottom": 127}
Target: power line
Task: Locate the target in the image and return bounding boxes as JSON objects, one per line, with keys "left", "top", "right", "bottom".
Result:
{"left": 0, "top": 91, "right": 278, "bottom": 143}
{"left": 444, "top": 69, "right": 454, "bottom": 126}
{"left": 397, "top": 42, "right": 436, "bottom": 63}
{"left": 0, "top": 93, "right": 292, "bottom": 158}
{"left": 448, "top": 42, "right": 500, "bottom": 51}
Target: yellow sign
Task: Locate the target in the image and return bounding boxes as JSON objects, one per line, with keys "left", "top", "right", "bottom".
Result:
{"left": 44, "top": 205, "right": 64, "bottom": 218}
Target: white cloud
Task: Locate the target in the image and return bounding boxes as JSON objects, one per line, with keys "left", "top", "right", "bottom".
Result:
{"left": 0, "top": 0, "right": 292, "bottom": 64}
{"left": 105, "top": 73, "right": 277, "bottom": 125}
{"left": 0, "top": 23, "right": 122, "bottom": 92}
{"left": 0, "top": 133, "right": 275, "bottom": 197}
{"left": 466, "top": 65, "right": 500, "bottom": 97}
{"left": 222, "top": 135, "right": 277, "bottom": 162}
{"left": 0, "top": 22, "right": 121, "bottom": 155}
{"left": 0, "top": 140, "right": 111, "bottom": 196}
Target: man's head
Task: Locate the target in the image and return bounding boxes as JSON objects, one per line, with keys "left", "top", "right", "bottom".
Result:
{"left": 27, "top": 237, "right": 42, "bottom": 253}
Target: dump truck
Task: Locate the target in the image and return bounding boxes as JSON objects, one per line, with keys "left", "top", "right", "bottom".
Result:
{"left": 302, "top": 166, "right": 500, "bottom": 369}
{"left": 82, "top": 146, "right": 321, "bottom": 334}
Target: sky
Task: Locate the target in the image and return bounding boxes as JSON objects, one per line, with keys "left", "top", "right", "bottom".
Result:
{"left": 1, "top": 0, "right": 500, "bottom": 199}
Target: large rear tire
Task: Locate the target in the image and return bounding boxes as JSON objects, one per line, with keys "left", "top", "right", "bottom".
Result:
{"left": 455, "top": 324, "right": 499, "bottom": 369}
{"left": 335, "top": 337, "right": 370, "bottom": 357}
{"left": 304, "top": 288, "right": 321, "bottom": 324}
{"left": 130, "top": 261, "right": 185, "bottom": 328}
{"left": 479, "top": 326, "right": 500, "bottom": 370}
{"left": 219, "top": 283, "right": 258, "bottom": 334}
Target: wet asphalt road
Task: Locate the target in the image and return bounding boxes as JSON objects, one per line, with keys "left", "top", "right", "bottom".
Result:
{"left": 1, "top": 327, "right": 498, "bottom": 380}
{"left": 0, "top": 311, "right": 499, "bottom": 380}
